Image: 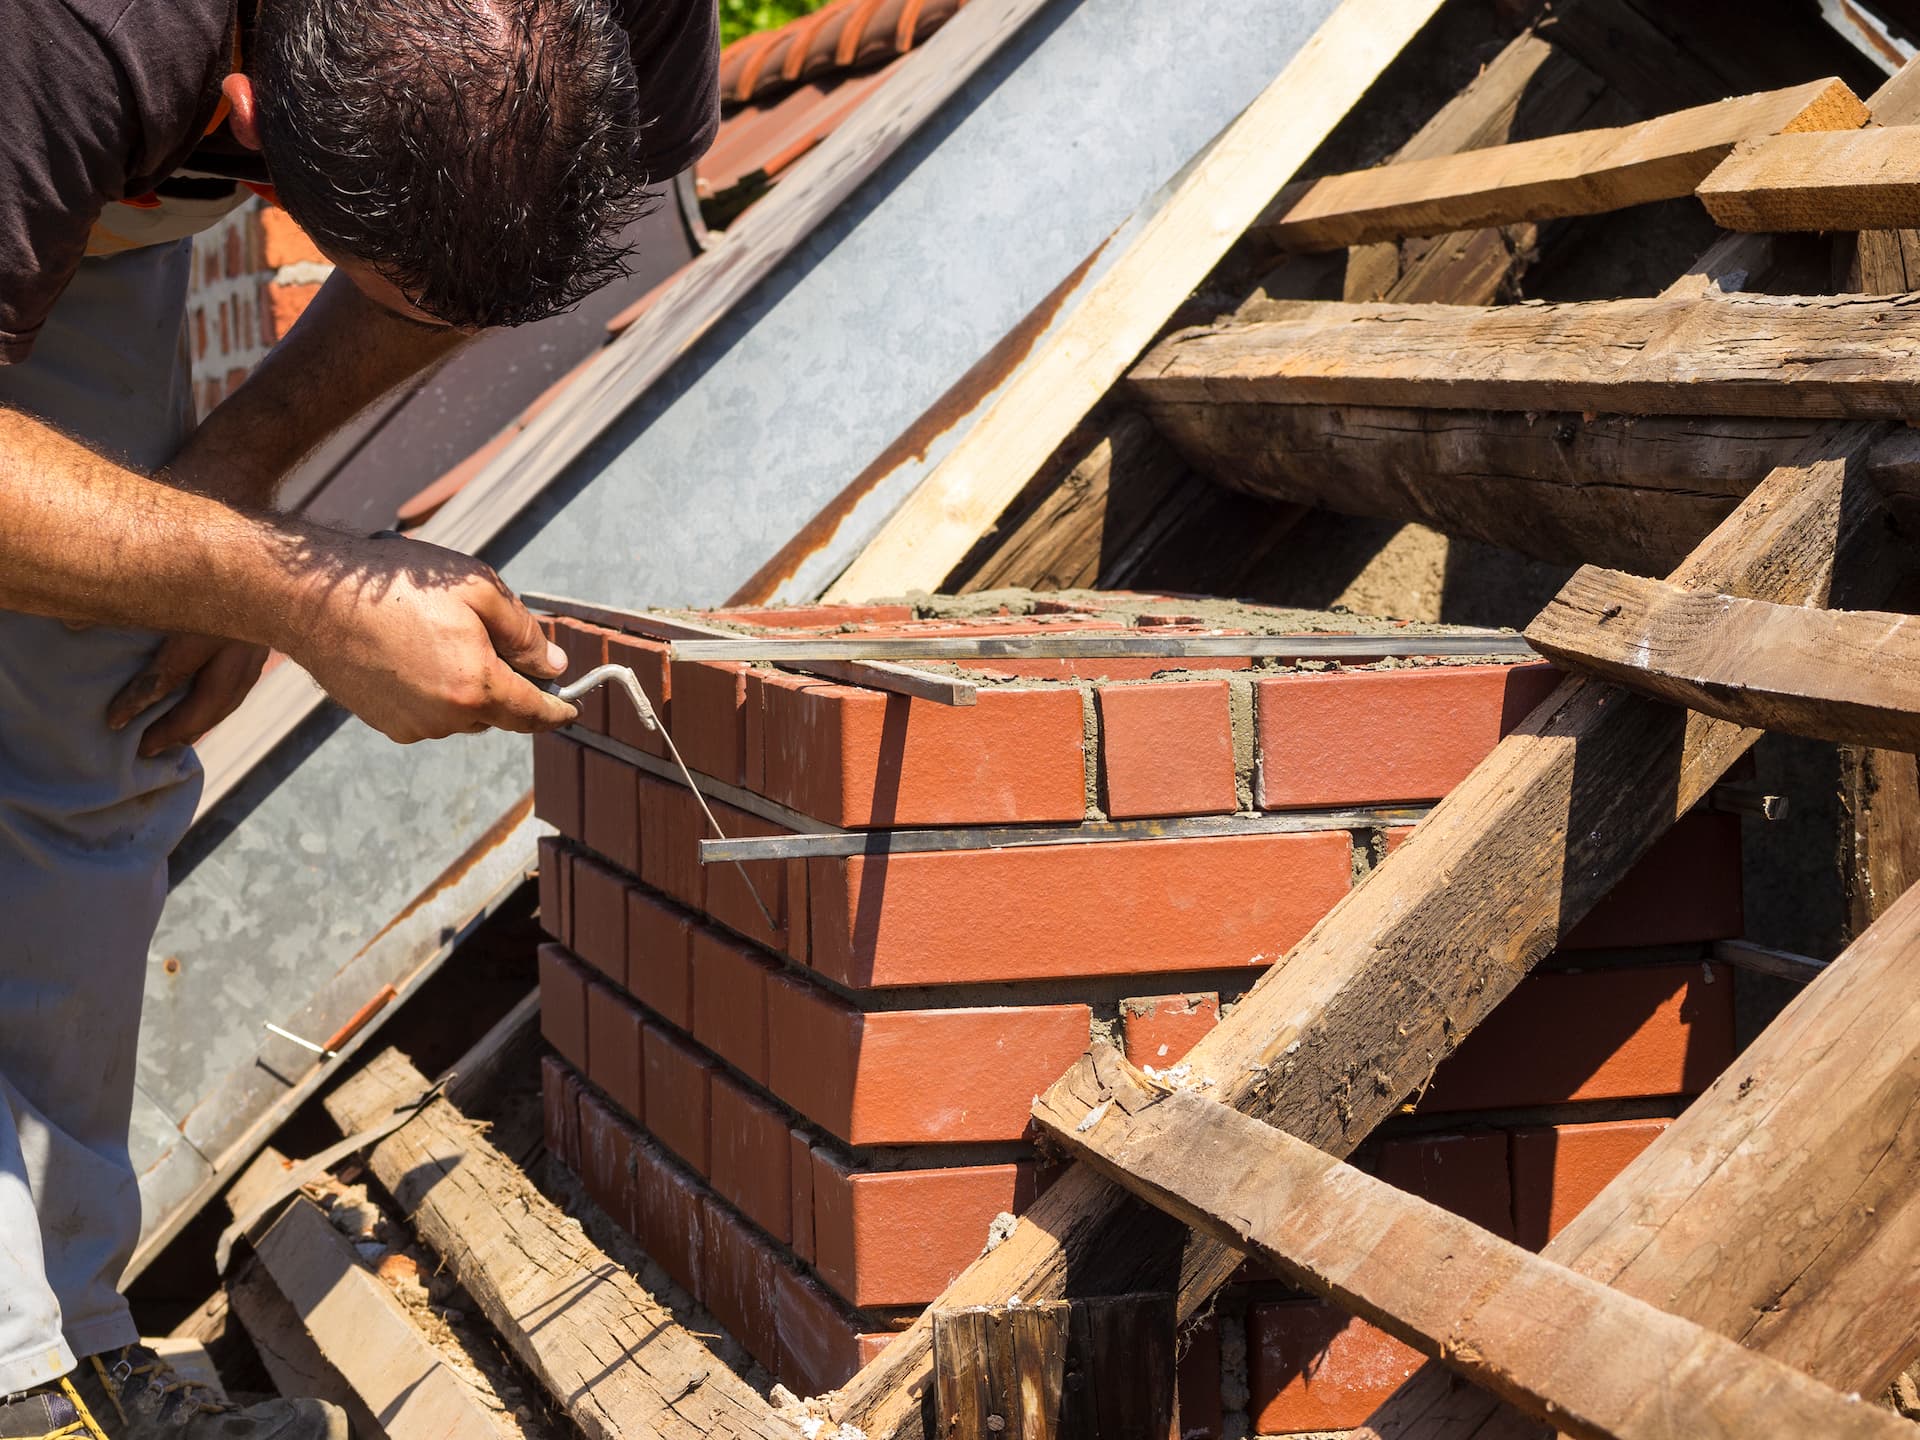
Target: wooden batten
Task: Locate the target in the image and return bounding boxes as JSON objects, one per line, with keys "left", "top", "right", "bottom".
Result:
{"left": 1698, "top": 126, "right": 1920, "bottom": 232}
{"left": 1260, "top": 76, "right": 1867, "bottom": 252}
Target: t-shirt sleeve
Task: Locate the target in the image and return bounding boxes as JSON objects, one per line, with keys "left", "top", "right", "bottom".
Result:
{"left": 0, "top": 8, "right": 136, "bottom": 363}
{"left": 621, "top": 0, "right": 722, "bottom": 183}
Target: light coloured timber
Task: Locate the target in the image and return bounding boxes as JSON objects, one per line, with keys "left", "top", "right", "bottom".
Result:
{"left": 1526, "top": 565, "right": 1920, "bottom": 750}
{"left": 326, "top": 1049, "right": 800, "bottom": 1440}
{"left": 1352, "top": 854, "right": 1920, "bottom": 1437}
{"left": 1699, "top": 126, "right": 1920, "bottom": 232}
{"left": 821, "top": 0, "right": 1452, "bottom": 602}
{"left": 1129, "top": 293, "right": 1920, "bottom": 419}
{"left": 1034, "top": 1045, "right": 1915, "bottom": 1440}
{"left": 251, "top": 1196, "right": 523, "bottom": 1440}
{"left": 1260, "top": 76, "right": 1866, "bottom": 251}
{"left": 831, "top": 429, "right": 1895, "bottom": 1440}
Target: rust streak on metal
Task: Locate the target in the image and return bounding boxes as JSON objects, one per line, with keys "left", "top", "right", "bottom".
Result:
{"left": 350, "top": 791, "right": 536, "bottom": 959}
{"left": 728, "top": 236, "right": 1110, "bottom": 605}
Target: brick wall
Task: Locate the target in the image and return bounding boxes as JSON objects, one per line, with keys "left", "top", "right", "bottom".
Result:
{"left": 185, "top": 199, "right": 333, "bottom": 417}
{"left": 531, "top": 594, "right": 1744, "bottom": 1430}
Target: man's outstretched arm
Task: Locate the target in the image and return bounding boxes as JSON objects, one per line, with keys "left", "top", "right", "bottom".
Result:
{"left": 0, "top": 401, "right": 575, "bottom": 742}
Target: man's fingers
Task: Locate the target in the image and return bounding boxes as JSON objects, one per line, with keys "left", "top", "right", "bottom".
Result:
{"left": 478, "top": 660, "right": 578, "bottom": 734}
{"left": 466, "top": 579, "right": 564, "bottom": 680}
{"left": 137, "top": 644, "right": 268, "bottom": 756}
{"left": 108, "top": 634, "right": 217, "bottom": 729}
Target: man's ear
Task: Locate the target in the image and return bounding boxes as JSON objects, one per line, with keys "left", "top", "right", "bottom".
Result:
{"left": 222, "top": 73, "right": 263, "bottom": 150}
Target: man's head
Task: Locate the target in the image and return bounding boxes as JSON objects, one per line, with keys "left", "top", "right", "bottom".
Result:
{"left": 232, "top": 0, "right": 655, "bottom": 329}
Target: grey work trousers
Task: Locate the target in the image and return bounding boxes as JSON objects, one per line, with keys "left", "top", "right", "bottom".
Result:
{"left": 0, "top": 241, "right": 204, "bottom": 1392}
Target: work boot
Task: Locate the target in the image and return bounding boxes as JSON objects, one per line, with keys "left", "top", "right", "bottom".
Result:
{"left": 0, "top": 1378, "right": 103, "bottom": 1438}
{"left": 68, "top": 1346, "right": 346, "bottom": 1439}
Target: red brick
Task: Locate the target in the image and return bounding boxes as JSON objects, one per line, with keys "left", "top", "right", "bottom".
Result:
{"left": 639, "top": 773, "right": 707, "bottom": 911}
{"left": 769, "top": 976, "right": 1089, "bottom": 1144}
{"left": 773, "top": 1263, "right": 866, "bottom": 1397}
{"left": 1255, "top": 663, "right": 1561, "bottom": 808}
{"left": 1122, "top": 994, "right": 1221, "bottom": 1068}
{"left": 538, "top": 943, "right": 589, "bottom": 1072}
{"left": 537, "top": 835, "right": 572, "bottom": 945}
{"left": 808, "top": 832, "right": 1351, "bottom": 986}
{"left": 1511, "top": 1117, "right": 1670, "bottom": 1250}
{"left": 1176, "top": 1318, "right": 1222, "bottom": 1440}
{"left": 265, "top": 281, "right": 321, "bottom": 342}
{"left": 540, "top": 1053, "right": 580, "bottom": 1170}
{"left": 701, "top": 1198, "right": 780, "bottom": 1368}
{"left": 812, "top": 1154, "right": 1036, "bottom": 1307}
{"left": 669, "top": 660, "right": 751, "bottom": 784}
{"left": 708, "top": 604, "right": 916, "bottom": 629}
{"left": 632, "top": 1137, "right": 705, "bottom": 1296}
{"left": 790, "top": 1127, "right": 816, "bottom": 1264}
{"left": 785, "top": 858, "right": 810, "bottom": 965}
{"left": 705, "top": 803, "right": 790, "bottom": 951}
{"left": 532, "top": 732, "right": 585, "bottom": 840}
{"left": 1097, "top": 681, "right": 1237, "bottom": 818}
{"left": 582, "top": 748, "right": 641, "bottom": 875}
{"left": 1248, "top": 1302, "right": 1422, "bottom": 1434}
{"left": 762, "top": 682, "right": 1087, "bottom": 827}
{"left": 606, "top": 633, "right": 672, "bottom": 758}
{"left": 628, "top": 888, "right": 695, "bottom": 1027}
{"left": 1420, "top": 964, "right": 1735, "bottom": 1112}
{"left": 710, "top": 1073, "right": 793, "bottom": 1243}
{"left": 1375, "top": 1131, "right": 1513, "bottom": 1240}
{"left": 260, "top": 207, "right": 325, "bottom": 267}
{"left": 1565, "top": 811, "right": 1743, "bottom": 949}
{"left": 569, "top": 856, "right": 628, "bottom": 986}
{"left": 553, "top": 619, "right": 615, "bottom": 732}
{"left": 587, "top": 983, "right": 646, "bottom": 1122}
{"left": 643, "top": 1023, "right": 716, "bottom": 1173}
{"left": 745, "top": 670, "right": 820, "bottom": 795}
{"left": 577, "top": 1089, "right": 638, "bottom": 1226}
{"left": 692, "top": 929, "right": 778, "bottom": 1084}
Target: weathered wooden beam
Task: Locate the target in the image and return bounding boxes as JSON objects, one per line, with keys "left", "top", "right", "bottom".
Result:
{"left": 1129, "top": 293, "right": 1920, "bottom": 419}
{"left": 1712, "top": 937, "right": 1829, "bottom": 984}
{"left": 831, "top": 429, "right": 1894, "bottom": 1440}
{"left": 1032, "top": 1046, "right": 1913, "bottom": 1440}
{"left": 1260, "top": 77, "right": 1866, "bottom": 252}
{"left": 1526, "top": 565, "right": 1920, "bottom": 750}
{"left": 228, "top": 1260, "right": 384, "bottom": 1439}
{"left": 930, "top": 1296, "right": 1175, "bottom": 1440}
{"left": 1351, "top": 846, "right": 1920, "bottom": 1437}
{"left": 252, "top": 1197, "right": 523, "bottom": 1440}
{"left": 1699, "top": 126, "right": 1920, "bottom": 233}
{"left": 325, "top": 1050, "right": 800, "bottom": 1440}
{"left": 821, "top": 0, "right": 1452, "bottom": 602}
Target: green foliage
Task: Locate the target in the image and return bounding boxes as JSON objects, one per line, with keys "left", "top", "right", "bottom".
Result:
{"left": 719, "top": 0, "right": 831, "bottom": 46}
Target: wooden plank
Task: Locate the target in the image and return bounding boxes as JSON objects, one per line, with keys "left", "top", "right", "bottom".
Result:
{"left": 820, "top": 0, "right": 1452, "bottom": 603}
{"left": 931, "top": 1296, "right": 1175, "bottom": 1440}
{"left": 528, "top": 594, "right": 978, "bottom": 707}
{"left": 1526, "top": 564, "right": 1920, "bottom": 750}
{"left": 189, "top": 0, "right": 1051, "bottom": 822}
{"left": 252, "top": 1196, "right": 522, "bottom": 1440}
{"left": 830, "top": 429, "right": 1896, "bottom": 1440}
{"left": 1713, "top": 937, "right": 1829, "bottom": 984}
{"left": 325, "top": 1049, "right": 799, "bottom": 1440}
{"left": 1032, "top": 1046, "right": 1913, "bottom": 1440}
{"left": 229, "top": 1260, "right": 386, "bottom": 1438}
{"left": 1129, "top": 293, "right": 1920, "bottom": 419}
{"left": 1699, "top": 126, "right": 1920, "bottom": 231}
{"left": 1261, "top": 77, "right": 1866, "bottom": 252}
{"left": 1351, "top": 850, "right": 1920, "bottom": 1439}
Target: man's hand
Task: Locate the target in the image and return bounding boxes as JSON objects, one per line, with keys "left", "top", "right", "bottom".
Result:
{"left": 108, "top": 634, "right": 270, "bottom": 757}
{"left": 281, "top": 533, "right": 578, "bottom": 743}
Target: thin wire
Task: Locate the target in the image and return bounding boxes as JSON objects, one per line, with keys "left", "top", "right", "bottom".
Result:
{"left": 556, "top": 666, "right": 777, "bottom": 934}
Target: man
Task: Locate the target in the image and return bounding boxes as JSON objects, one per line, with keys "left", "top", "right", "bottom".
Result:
{"left": 1, "top": 0, "right": 718, "bottom": 1431}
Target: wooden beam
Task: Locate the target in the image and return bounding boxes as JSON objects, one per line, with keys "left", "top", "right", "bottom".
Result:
{"left": 1526, "top": 565, "right": 1920, "bottom": 749}
{"left": 1698, "top": 126, "right": 1920, "bottom": 232}
{"left": 1032, "top": 1046, "right": 1913, "bottom": 1440}
{"left": 1351, "top": 843, "right": 1920, "bottom": 1437}
{"left": 325, "top": 1049, "right": 800, "bottom": 1440}
{"left": 830, "top": 429, "right": 1894, "bottom": 1440}
{"left": 931, "top": 1296, "right": 1175, "bottom": 1440}
{"left": 1129, "top": 293, "right": 1920, "bottom": 419}
{"left": 251, "top": 1196, "right": 523, "bottom": 1440}
{"left": 1713, "top": 937, "right": 1829, "bottom": 984}
{"left": 1261, "top": 77, "right": 1866, "bottom": 252}
{"left": 228, "top": 1259, "right": 385, "bottom": 1439}
{"left": 820, "top": 0, "right": 1452, "bottom": 603}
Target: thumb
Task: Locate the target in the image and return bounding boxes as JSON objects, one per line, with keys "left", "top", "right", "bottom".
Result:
{"left": 467, "top": 579, "right": 565, "bottom": 680}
